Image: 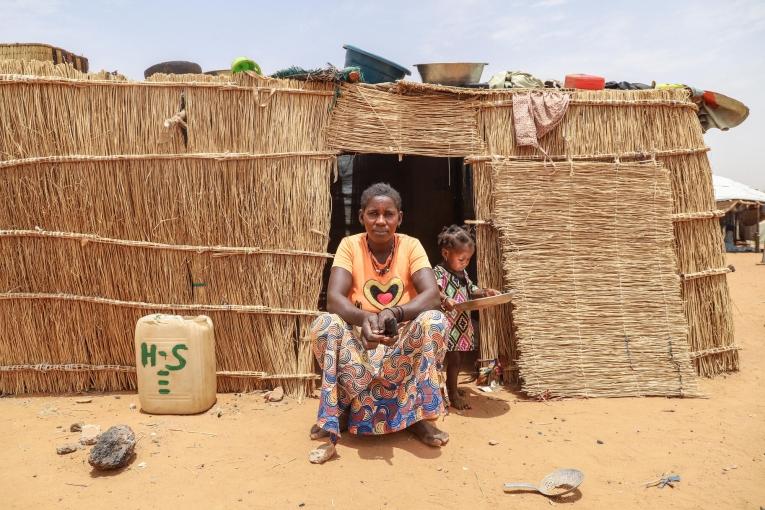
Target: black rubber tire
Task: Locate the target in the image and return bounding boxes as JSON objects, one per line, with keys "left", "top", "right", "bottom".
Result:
{"left": 144, "top": 61, "right": 202, "bottom": 78}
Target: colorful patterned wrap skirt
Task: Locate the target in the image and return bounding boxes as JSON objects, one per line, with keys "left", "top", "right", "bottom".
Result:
{"left": 311, "top": 310, "right": 446, "bottom": 442}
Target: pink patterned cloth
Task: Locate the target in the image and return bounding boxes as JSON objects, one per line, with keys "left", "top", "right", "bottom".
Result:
{"left": 512, "top": 92, "right": 570, "bottom": 147}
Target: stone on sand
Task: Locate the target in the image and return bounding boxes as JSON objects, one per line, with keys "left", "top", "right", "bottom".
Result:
{"left": 88, "top": 425, "right": 136, "bottom": 470}
{"left": 308, "top": 443, "right": 336, "bottom": 464}
{"left": 56, "top": 443, "right": 80, "bottom": 455}
{"left": 266, "top": 386, "right": 284, "bottom": 402}
{"left": 79, "top": 424, "right": 101, "bottom": 445}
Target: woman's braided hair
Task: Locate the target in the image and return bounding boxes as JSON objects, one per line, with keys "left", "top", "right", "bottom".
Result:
{"left": 437, "top": 224, "right": 475, "bottom": 251}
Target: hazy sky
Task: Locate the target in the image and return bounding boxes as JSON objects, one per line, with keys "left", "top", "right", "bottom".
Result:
{"left": 2, "top": 0, "right": 763, "bottom": 189}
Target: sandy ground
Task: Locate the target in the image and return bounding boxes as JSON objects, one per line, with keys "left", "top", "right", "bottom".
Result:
{"left": 1, "top": 253, "right": 763, "bottom": 510}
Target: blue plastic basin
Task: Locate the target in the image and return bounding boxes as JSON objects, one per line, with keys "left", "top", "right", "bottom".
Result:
{"left": 343, "top": 44, "right": 411, "bottom": 84}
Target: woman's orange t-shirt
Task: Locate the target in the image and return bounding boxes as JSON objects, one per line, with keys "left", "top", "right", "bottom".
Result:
{"left": 332, "top": 233, "right": 431, "bottom": 313}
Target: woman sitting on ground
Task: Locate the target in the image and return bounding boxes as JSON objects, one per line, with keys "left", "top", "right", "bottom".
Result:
{"left": 309, "top": 182, "right": 449, "bottom": 449}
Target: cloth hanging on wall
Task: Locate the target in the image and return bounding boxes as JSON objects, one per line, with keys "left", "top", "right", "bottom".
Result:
{"left": 512, "top": 91, "right": 571, "bottom": 147}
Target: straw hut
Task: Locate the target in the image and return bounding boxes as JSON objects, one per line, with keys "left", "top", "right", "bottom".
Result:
{"left": 714, "top": 175, "right": 765, "bottom": 252}
{"left": 0, "top": 56, "right": 738, "bottom": 398}
{"left": 327, "top": 82, "right": 738, "bottom": 385}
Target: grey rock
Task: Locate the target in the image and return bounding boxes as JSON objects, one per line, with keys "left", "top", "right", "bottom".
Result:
{"left": 88, "top": 425, "right": 136, "bottom": 470}
{"left": 69, "top": 422, "right": 83, "bottom": 432}
{"left": 56, "top": 443, "right": 80, "bottom": 455}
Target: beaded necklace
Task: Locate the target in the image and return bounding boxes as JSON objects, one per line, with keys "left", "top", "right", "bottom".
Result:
{"left": 366, "top": 235, "right": 397, "bottom": 276}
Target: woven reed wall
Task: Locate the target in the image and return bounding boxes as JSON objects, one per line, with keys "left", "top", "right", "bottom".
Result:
{"left": 0, "top": 73, "right": 335, "bottom": 160}
{"left": 0, "top": 71, "right": 336, "bottom": 397}
{"left": 470, "top": 163, "right": 517, "bottom": 378}
{"left": 0, "top": 156, "right": 332, "bottom": 250}
{"left": 326, "top": 83, "right": 486, "bottom": 157}
{"left": 473, "top": 88, "right": 737, "bottom": 379}
{"left": 490, "top": 160, "right": 698, "bottom": 397}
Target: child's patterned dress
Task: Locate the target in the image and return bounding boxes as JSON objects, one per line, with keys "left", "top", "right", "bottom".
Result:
{"left": 434, "top": 264, "right": 480, "bottom": 351}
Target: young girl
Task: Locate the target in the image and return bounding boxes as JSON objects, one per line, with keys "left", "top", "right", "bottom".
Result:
{"left": 434, "top": 225, "right": 499, "bottom": 410}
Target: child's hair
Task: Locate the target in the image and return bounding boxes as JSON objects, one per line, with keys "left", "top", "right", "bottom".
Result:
{"left": 437, "top": 225, "right": 475, "bottom": 251}
{"left": 360, "top": 182, "right": 402, "bottom": 210}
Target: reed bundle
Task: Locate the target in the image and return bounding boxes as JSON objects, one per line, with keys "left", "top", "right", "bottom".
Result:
{"left": 472, "top": 88, "right": 736, "bottom": 378}
{"left": 146, "top": 73, "right": 231, "bottom": 83}
{"left": 229, "top": 71, "right": 334, "bottom": 91}
{"left": 326, "top": 84, "right": 486, "bottom": 157}
{"left": 0, "top": 59, "right": 123, "bottom": 80}
{"left": 490, "top": 160, "right": 698, "bottom": 397}
{"left": 0, "top": 43, "right": 88, "bottom": 72}
{"left": 0, "top": 44, "right": 53, "bottom": 62}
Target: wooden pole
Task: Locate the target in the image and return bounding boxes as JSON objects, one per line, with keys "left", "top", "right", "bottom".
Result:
{"left": 757, "top": 204, "right": 765, "bottom": 265}
{"left": 756, "top": 204, "right": 761, "bottom": 253}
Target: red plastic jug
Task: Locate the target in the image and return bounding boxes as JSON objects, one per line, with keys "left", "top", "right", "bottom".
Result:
{"left": 564, "top": 74, "right": 605, "bottom": 90}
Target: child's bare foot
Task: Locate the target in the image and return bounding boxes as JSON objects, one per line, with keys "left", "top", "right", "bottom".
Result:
{"left": 448, "top": 390, "right": 471, "bottom": 410}
{"left": 410, "top": 420, "right": 449, "bottom": 447}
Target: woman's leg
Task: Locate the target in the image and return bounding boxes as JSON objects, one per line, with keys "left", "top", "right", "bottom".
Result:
{"left": 372, "top": 310, "right": 450, "bottom": 446}
{"left": 310, "top": 313, "right": 374, "bottom": 441}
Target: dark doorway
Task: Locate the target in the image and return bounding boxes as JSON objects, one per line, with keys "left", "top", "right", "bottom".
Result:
{"left": 320, "top": 154, "right": 475, "bottom": 308}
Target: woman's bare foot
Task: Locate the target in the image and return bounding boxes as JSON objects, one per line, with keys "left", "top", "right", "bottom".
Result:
{"left": 448, "top": 390, "right": 471, "bottom": 410}
{"left": 309, "top": 412, "right": 348, "bottom": 440}
{"left": 309, "top": 424, "right": 330, "bottom": 440}
{"left": 410, "top": 420, "right": 449, "bottom": 447}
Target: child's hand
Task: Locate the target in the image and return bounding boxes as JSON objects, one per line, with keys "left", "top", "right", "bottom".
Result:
{"left": 442, "top": 298, "right": 458, "bottom": 311}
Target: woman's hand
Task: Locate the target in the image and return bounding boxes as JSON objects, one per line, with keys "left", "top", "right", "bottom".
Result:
{"left": 483, "top": 288, "right": 501, "bottom": 297}
{"left": 361, "top": 311, "right": 399, "bottom": 349}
